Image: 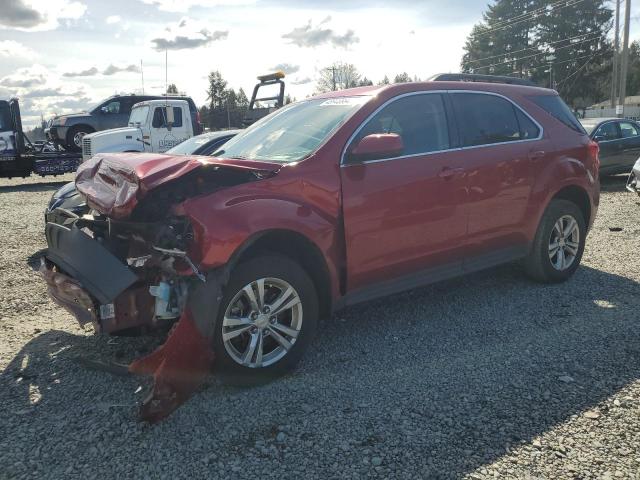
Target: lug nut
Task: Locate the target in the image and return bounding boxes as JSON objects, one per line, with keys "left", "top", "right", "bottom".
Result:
{"left": 270, "top": 317, "right": 276, "bottom": 324}
{"left": 263, "top": 306, "right": 271, "bottom": 314}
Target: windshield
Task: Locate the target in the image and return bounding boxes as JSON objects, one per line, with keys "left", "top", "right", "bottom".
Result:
{"left": 129, "top": 106, "right": 149, "bottom": 126}
{"left": 0, "top": 103, "right": 11, "bottom": 132}
{"left": 215, "top": 96, "right": 369, "bottom": 162}
{"left": 166, "top": 134, "right": 217, "bottom": 155}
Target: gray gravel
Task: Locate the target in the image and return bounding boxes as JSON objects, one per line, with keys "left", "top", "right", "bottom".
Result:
{"left": 1, "top": 174, "right": 639, "bottom": 479}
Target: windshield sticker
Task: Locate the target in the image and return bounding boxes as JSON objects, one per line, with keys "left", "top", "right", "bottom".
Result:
{"left": 320, "top": 97, "right": 365, "bottom": 106}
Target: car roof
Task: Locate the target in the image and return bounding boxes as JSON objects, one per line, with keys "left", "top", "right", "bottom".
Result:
{"left": 311, "top": 81, "right": 553, "bottom": 101}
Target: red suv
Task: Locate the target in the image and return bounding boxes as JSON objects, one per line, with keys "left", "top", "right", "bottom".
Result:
{"left": 43, "top": 80, "right": 599, "bottom": 413}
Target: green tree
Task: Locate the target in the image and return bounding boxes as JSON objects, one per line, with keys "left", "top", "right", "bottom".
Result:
{"left": 166, "top": 83, "right": 178, "bottom": 94}
{"left": 378, "top": 75, "right": 390, "bottom": 85}
{"left": 206, "top": 71, "right": 228, "bottom": 111}
{"left": 394, "top": 72, "right": 412, "bottom": 83}
{"left": 461, "top": 0, "right": 613, "bottom": 107}
{"left": 358, "top": 77, "right": 374, "bottom": 86}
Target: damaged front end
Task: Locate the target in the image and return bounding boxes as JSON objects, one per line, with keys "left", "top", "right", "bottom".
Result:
{"left": 41, "top": 153, "right": 279, "bottom": 421}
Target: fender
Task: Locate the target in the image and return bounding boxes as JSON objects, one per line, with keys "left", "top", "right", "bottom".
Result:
{"left": 525, "top": 153, "right": 599, "bottom": 239}
{"left": 180, "top": 190, "right": 342, "bottom": 300}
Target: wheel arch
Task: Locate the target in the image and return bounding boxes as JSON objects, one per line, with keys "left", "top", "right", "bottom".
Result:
{"left": 550, "top": 184, "right": 591, "bottom": 228}
{"left": 227, "top": 229, "right": 334, "bottom": 320}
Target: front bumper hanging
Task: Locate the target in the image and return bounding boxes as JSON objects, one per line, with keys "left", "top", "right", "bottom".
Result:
{"left": 41, "top": 220, "right": 225, "bottom": 422}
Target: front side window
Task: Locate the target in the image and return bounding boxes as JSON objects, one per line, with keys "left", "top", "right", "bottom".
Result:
{"left": 128, "top": 106, "right": 149, "bottom": 126}
{"left": 451, "top": 93, "right": 524, "bottom": 147}
{"left": 594, "top": 122, "right": 620, "bottom": 141}
{"left": 102, "top": 101, "right": 121, "bottom": 114}
{"left": 350, "top": 93, "right": 450, "bottom": 158}
{"left": 152, "top": 107, "right": 183, "bottom": 128}
{"left": 619, "top": 121, "right": 640, "bottom": 138}
{"left": 214, "top": 96, "right": 369, "bottom": 163}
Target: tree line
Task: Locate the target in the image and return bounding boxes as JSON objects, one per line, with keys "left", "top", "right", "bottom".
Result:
{"left": 461, "top": 0, "right": 640, "bottom": 111}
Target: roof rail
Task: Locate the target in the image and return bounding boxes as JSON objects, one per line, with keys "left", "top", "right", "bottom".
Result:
{"left": 429, "top": 73, "right": 536, "bottom": 87}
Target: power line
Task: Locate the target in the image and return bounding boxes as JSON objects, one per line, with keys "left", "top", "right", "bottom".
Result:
{"left": 470, "top": 0, "right": 587, "bottom": 37}
{"left": 556, "top": 51, "right": 600, "bottom": 89}
{"left": 464, "top": 31, "right": 601, "bottom": 65}
{"left": 470, "top": 36, "right": 604, "bottom": 71}
{"left": 477, "top": 0, "right": 583, "bottom": 31}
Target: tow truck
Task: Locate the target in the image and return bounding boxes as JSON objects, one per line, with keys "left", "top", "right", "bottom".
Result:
{"left": 0, "top": 99, "right": 82, "bottom": 179}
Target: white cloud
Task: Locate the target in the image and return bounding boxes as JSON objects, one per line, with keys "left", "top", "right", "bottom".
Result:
{"left": 0, "top": 65, "right": 48, "bottom": 88}
{"left": 0, "top": 0, "right": 87, "bottom": 32}
{"left": 0, "top": 40, "right": 37, "bottom": 59}
{"left": 140, "top": 0, "right": 254, "bottom": 12}
{"left": 150, "top": 17, "right": 228, "bottom": 51}
{"left": 106, "top": 15, "right": 121, "bottom": 24}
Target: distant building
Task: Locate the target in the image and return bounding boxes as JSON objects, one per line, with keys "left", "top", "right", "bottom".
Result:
{"left": 585, "top": 96, "right": 640, "bottom": 120}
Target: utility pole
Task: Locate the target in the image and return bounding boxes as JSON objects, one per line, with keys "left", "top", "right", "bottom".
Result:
{"left": 618, "top": 0, "right": 631, "bottom": 117}
{"left": 611, "top": 0, "right": 620, "bottom": 108}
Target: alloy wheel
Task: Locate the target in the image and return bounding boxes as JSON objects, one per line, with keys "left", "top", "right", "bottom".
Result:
{"left": 222, "top": 277, "right": 303, "bottom": 368}
{"left": 73, "top": 131, "right": 87, "bottom": 147}
{"left": 548, "top": 214, "right": 580, "bottom": 271}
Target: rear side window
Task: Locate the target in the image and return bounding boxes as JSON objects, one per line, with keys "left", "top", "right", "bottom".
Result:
{"left": 515, "top": 109, "right": 540, "bottom": 139}
{"left": 594, "top": 122, "right": 621, "bottom": 141}
{"left": 529, "top": 95, "right": 585, "bottom": 134}
{"left": 353, "top": 93, "right": 450, "bottom": 158}
{"left": 620, "top": 121, "right": 640, "bottom": 138}
{"left": 451, "top": 93, "right": 526, "bottom": 147}
{"left": 152, "top": 107, "right": 183, "bottom": 128}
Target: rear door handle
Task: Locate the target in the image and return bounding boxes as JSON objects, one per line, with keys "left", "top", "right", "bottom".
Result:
{"left": 438, "top": 167, "right": 464, "bottom": 179}
{"left": 528, "top": 150, "right": 546, "bottom": 161}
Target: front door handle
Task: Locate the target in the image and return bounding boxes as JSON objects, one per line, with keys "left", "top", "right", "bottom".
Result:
{"left": 438, "top": 167, "right": 464, "bottom": 180}
{"left": 528, "top": 150, "right": 546, "bottom": 161}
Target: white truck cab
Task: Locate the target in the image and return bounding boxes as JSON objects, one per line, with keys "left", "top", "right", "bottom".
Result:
{"left": 82, "top": 99, "right": 193, "bottom": 161}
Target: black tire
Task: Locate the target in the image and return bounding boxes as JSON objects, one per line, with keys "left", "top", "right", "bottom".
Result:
{"left": 65, "top": 125, "right": 94, "bottom": 152}
{"left": 523, "top": 199, "right": 586, "bottom": 283}
{"left": 213, "top": 255, "right": 318, "bottom": 383}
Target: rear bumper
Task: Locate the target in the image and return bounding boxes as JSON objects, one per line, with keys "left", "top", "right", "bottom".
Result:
{"left": 627, "top": 169, "right": 640, "bottom": 196}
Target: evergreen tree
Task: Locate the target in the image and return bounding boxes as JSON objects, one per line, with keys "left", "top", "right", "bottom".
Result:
{"left": 394, "top": 72, "right": 412, "bottom": 83}
{"left": 462, "top": 0, "right": 613, "bottom": 107}
{"left": 166, "top": 83, "right": 178, "bottom": 94}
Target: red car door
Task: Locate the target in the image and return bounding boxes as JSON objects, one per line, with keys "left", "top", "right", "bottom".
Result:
{"left": 340, "top": 92, "right": 468, "bottom": 293}
{"left": 449, "top": 92, "right": 547, "bottom": 266}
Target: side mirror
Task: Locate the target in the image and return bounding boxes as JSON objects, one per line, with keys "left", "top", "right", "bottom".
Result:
{"left": 166, "top": 106, "right": 174, "bottom": 131}
{"left": 347, "top": 133, "right": 404, "bottom": 163}
{"left": 100, "top": 106, "right": 109, "bottom": 114}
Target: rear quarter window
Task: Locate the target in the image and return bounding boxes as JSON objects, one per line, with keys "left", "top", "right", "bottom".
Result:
{"left": 529, "top": 95, "right": 586, "bottom": 134}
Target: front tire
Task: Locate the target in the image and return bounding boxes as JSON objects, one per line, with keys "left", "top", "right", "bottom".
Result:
{"left": 523, "top": 199, "right": 586, "bottom": 283}
{"left": 213, "top": 255, "right": 318, "bottom": 382}
{"left": 66, "top": 126, "right": 94, "bottom": 152}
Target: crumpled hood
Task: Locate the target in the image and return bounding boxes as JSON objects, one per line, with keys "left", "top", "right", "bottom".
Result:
{"left": 75, "top": 152, "right": 282, "bottom": 219}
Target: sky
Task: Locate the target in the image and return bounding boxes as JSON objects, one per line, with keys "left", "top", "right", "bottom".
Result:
{"left": 0, "top": 0, "right": 637, "bottom": 127}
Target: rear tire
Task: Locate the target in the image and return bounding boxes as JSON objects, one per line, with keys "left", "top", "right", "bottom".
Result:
{"left": 213, "top": 255, "right": 318, "bottom": 384}
{"left": 65, "top": 126, "right": 94, "bottom": 152}
{"left": 523, "top": 199, "right": 586, "bottom": 283}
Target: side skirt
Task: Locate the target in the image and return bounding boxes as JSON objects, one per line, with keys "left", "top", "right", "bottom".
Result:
{"left": 335, "top": 245, "right": 528, "bottom": 310}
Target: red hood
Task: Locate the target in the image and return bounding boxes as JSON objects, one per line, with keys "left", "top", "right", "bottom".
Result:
{"left": 76, "top": 152, "right": 281, "bottom": 219}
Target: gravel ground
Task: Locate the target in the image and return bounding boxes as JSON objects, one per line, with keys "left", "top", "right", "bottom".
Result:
{"left": 0, "top": 174, "right": 639, "bottom": 480}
